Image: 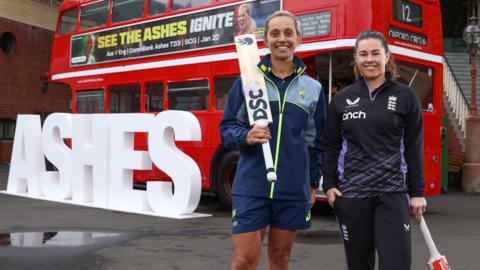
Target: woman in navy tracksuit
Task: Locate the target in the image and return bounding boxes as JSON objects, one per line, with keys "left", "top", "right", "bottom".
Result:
{"left": 322, "top": 30, "right": 427, "bottom": 270}
{"left": 220, "top": 11, "right": 326, "bottom": 270}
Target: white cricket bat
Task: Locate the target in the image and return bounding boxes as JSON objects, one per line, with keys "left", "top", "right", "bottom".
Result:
{"left": 234, "top": 34, "right": 276, "bottom": 182}
{"left": 419, "top": 216, "right": 451, "bottom": 270}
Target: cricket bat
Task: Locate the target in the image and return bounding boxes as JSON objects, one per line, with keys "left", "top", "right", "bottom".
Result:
{"left": 419, "top": 216, "right": 451, "bottom": 270}
{"left": 234, "top": 34, "right": 276, "bottom": 182}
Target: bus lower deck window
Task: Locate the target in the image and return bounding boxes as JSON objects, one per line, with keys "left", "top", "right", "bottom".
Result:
{"left": 146, "top": 82, "right": 164, "bottom": 112}
{"left": 109, "top": 85, "right": 141, "bottom": 113}
{"left": 76, "top": 90, "right": 105, "bottom": 113}
{"left": 396, "top": 62, "right": 433, "bottom": 111}
{"left": 167, "top": 80, "right": 209, "bottom": 111}
{"left": 215, "top": 76, "right": 237, "bottom": 110}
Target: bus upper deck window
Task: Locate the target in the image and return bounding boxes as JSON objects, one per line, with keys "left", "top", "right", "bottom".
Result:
{"left": 146, "top": 82, "right": 164, "bottom": 112}
{"left": 172, "top": 0, "right": 211, "bottom": 11}
{"left": 149, "top": 0, "right": 168, "bottom": 16}
{"left": 80, "top": 1, "right": 108, "bottom": 30}
{"left": 167, "top": 80, "right": 209, "bottom": 111}
{"left": 58, "top": 9, "right": 77, "bottom": 35}
{"left": 112, "top": 0, "right": 145, "bottom": 23}
{"left": 76, "top": 90, "right": 105, "bottom": 113}
{"left": 109, "top": 85, "right": 141, "bottom": 113}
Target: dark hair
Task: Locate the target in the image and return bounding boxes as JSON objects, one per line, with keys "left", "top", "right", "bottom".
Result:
{"left": 353, "top": 30, "right": 397, "bottom": 79}
{"left": 264, "top": 11, "right": 301, "bottom": 38}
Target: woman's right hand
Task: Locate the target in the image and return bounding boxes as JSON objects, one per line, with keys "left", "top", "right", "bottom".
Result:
{"left": 246, "top": 124, "right": 271, "bottom": 145}
{"left": 326, "top": 188, "right": 342, "bottom": 208}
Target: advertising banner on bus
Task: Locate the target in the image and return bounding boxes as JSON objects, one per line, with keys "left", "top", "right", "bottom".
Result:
{"left": 70, "top": 0, "right": 281, "bottom": 66}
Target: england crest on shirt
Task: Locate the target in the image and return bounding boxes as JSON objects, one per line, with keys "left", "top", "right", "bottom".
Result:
{"left": 387, "top": 96, "right": 397, "bottom": 111}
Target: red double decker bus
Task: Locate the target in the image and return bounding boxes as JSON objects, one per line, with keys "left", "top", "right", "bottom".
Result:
{"left": 49, "top": 0, "right": 444, "bottom": 207}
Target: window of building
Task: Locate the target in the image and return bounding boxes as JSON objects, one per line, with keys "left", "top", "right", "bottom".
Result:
{"left": 109, "top": 85, "right": 141, "bottom": 113}
{"left": 172, "top": 0, "right": 211, "bottom": 11}
{"left": 58, "top": 8, "right": 77, "bottom": 35}
{"left": 112, "top": 0, "right": 145, "bottom": 23}
{"left": 0, "top": 32, "right": 15, "bottom": 55}
{"left": 80, "top": 1, "right": 109, "bottom": 30}
{"left": 149, "top": 0, "right": 168, "bottom": 16}
{"left": 167, "top": 80, "right": 209, "bottom": 111}
{"left": 32, "top": 0, "right": 62, "bottom": 8}
{"left": 214, "top": 76, "right": 236, "bottom": 110}
{"left": 76, "top": 90, "right": 105, "bottom": 113}
{"left": 146, "top": 82, "right": 164, "bottom": 112}
{"left": 0, "top": 118, "right": 15, "bottom": 140}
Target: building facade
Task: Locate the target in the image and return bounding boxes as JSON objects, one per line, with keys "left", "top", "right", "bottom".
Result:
{"left": 0, "top": 0, "right": 70, "bottom": 164}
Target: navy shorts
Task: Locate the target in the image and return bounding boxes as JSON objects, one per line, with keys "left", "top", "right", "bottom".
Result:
{"left": 231, "top": 195, "right": 311, "bottom": 234}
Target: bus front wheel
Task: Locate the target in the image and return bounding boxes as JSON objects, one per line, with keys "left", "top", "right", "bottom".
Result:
{"left": 216, "top": 151, "right": 239, "bottom": 209}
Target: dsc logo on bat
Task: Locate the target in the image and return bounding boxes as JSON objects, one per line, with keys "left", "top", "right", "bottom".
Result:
{"left": 245, "top": 81, "right": 269, "bottom": 122}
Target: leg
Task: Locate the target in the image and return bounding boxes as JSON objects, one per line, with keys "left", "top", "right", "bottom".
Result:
{"left": 375, "top": 193, "right": 411, "bottom": 270}
{"left": 335, "top": 197, "right": 375, "bottom": 270}
{"left": 231, "top": 228, "right": 266, "bottom": 270}
{"left": 231, "top": 195, "right": 270, "bottom": 270}
{"left": 268, "top": 199, "right": 310, "bottom": 270}
{"left": 267, "top": 226, "right": 296, "bottom": 270}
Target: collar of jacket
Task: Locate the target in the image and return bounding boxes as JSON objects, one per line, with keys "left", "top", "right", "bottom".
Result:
{"left": 358, "top": 72, "right": 396, "bottom": 91}
{"left": 257, "top": 54, "right": 306, "bottom": 77}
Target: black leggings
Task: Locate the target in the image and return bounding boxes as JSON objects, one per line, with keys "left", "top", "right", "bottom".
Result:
{"left": 334, "top": 193, "right": 411, "bottom": 270}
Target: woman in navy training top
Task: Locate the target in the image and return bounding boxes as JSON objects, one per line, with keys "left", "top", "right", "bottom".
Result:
{"left": 220, "top": 11, "right": 326, "bottom": 270}
{"left": 322, "top": 30, "right": 427, "bottom": 270}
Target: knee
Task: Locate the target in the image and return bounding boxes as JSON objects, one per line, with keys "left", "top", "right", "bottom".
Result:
{"left": 231, "top": 254, "right": 260, "bottom": 270}
{"left": 268, "top": 247, "right": 291, "bottom": 265}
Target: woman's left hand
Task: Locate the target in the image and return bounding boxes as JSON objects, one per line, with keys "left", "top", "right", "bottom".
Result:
{"left": 410, "top": 197, "right": 427, "bottom": 224}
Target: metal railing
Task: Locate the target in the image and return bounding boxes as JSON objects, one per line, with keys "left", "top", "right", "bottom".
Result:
{"left": 443, "top": 57, "right": 469, "bottom": 151}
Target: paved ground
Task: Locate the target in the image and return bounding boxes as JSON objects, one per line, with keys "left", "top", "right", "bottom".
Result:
{"left": 0, "top": 165, "right": 479, "bottom": 270}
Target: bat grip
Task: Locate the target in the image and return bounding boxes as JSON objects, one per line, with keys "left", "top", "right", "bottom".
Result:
{"left": 261, "top": 141, "right": 276, "bottom": 182}
{"left": 254, "top": 121, "right": 276, "bottom": 182}
{"left": 419, "top": 216, "right": 442, "bottom": 261}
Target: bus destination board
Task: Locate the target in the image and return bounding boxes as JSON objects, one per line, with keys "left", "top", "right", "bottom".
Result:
{"left": 298, "top": 11, "right": 331, "bottom": 38}
{"left": 392, "top": 0, "right": 422, "bottom": 28}
{"left": 388, "top": 26, "right": 427, "bottom": 46}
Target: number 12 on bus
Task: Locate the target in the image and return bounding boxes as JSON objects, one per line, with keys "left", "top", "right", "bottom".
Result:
{"left": 50, "top": 0, "right": 444, "bottom": 208}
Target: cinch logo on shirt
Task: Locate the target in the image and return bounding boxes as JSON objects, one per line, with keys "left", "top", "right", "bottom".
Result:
{"left": 342, "top": 110, "right": 366, "bottom": 121}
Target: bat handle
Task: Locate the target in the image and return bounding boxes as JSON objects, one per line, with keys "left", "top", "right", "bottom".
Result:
{"left": 419, "top": 216, "right": 442, "bottom": 261}
{"left": 261, "top": 141, "right": 276, "bottom": 182}
{"left": 255, "top": 121, "right": 276, "bottom": 182}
